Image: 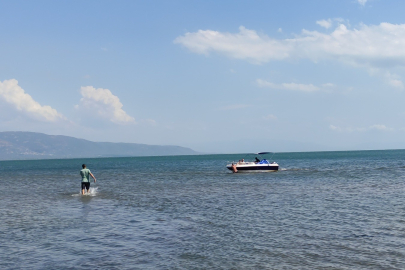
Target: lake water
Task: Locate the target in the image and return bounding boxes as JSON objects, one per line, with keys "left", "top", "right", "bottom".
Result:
{"left": 1, "top": 150, "right": 405, "bottom": 269}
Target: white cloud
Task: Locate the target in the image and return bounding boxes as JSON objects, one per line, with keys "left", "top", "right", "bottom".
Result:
{"left": 0, "top": 79, "right": 64, "bottom": 122}
{"left": 278, "top": 28, "right": 282, "bottom": 33}
{"left": 322, "top": 83, "right": 336, "bottom": 88}
{"left": 369, "top": 124, "right": 393, "bottom": 131}
{"left": 329, "top": 125, "right": 341, "bottom": 131}
{"left": 388, "top": 79, "right": 404, "bottom": 89}
{"left": 384, "top": 72, "right": 404, "bottom": 89}
{"left": 330, "top": 124, "right": 393, "bottom": 132}
{"left": 329, "top": 125, "right": 361, "bottom": 132}
{"left": 316, "top": 19, "right": 332, "bottom": 29}
{"left": 77, "top": 86, "right": 135, "bottom": 124}
{"left": 263, "top": 114, "right": 277, "bottom": 120}
{"left": 141, "top": 119, "right": 157, "bottom": 126}
{"left": 257, "top": 79, "right": 320, "bottom": 92}
{"left": 174, "top": 26, "right": 291, "bottom": 64}
{"left": 174, "top": 23, "right": 405, "bottom": 68}
{"left": 357, "top": 0, "right": 367, "bottom": 6}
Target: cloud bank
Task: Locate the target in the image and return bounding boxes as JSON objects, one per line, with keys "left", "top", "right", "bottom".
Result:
{"left": 174, "top": 23, "right": 405, "bottom": 68}
{"left": 77, "top": 86, "right": 135, "bottom": 124}
{"left": 0, "top": 79, "right": 64, "bottom": 122}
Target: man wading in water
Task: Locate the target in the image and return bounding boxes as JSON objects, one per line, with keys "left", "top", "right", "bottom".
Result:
{"left": 80, "top": 164, "right": 96, "bottom": 195}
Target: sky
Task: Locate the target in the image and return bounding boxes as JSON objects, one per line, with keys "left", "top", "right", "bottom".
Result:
{"left": 1, "top": 0, "right": 405, "bottom": 153}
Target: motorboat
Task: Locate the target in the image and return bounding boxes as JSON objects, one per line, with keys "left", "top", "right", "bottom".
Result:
{"left": 226, "top": 152, "right": 279, "bottom": 172}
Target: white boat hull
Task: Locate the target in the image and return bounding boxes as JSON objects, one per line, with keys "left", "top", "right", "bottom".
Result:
{"left": 227, "top": 162, "right": 279, "bottom": 172}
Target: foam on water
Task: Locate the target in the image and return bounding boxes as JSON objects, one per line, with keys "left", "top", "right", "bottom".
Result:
{"left": 71, "top": 186, "right": 98, "bottom": 197}
{"left": 87, "top": 186, "right": 98, "bottom": 196}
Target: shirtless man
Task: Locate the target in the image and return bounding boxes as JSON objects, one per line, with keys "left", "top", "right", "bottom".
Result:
{"left": 231, "top": 163, "right": 238, "bottom": 173}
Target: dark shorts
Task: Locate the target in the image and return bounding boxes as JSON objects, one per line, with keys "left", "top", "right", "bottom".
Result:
{"left": 81, "top": 182, "right": 90, "bottom": 190}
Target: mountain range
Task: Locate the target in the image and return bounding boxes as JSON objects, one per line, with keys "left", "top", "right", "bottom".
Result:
{"left": 0, "top": 131, "right": 198, "bottom": 160}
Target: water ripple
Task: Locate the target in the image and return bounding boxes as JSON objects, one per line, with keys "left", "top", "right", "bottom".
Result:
{"left": 1, "top": 152, "right": 405, "bottom": 269}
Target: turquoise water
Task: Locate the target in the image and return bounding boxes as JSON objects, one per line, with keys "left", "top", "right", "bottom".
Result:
{"left": 1, "top": 150, "right": 405, "bottom": 269}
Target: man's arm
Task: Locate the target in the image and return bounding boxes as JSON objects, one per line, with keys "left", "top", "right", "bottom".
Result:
{"left": 90, "top": 172, "right": 96, "bottom": 182}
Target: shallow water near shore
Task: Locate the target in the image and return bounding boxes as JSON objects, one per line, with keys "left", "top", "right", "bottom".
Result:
{"left": 1, "top": 150, "right": 405, "bottom": 269}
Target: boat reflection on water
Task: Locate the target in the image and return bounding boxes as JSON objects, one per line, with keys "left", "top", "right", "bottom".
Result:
{"left": 226, "top": 152, "right": 279, "bottom": 173}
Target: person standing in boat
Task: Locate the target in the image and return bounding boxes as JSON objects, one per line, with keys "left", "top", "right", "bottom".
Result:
{"left": 80, "top": 164, "right": 96, "bottom": 195}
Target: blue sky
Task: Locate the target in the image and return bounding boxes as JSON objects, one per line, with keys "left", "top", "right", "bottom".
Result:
{"left": 1, "top": 0, "right": 405, "bottom": 153}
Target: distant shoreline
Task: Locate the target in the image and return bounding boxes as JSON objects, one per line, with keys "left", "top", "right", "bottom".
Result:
{"left": 0, "top": 131, "right": 199, "bottom": 161}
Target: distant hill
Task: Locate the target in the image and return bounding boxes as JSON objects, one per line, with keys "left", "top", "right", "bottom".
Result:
{"left": 0, "top": 131, "right": 198, "bottom": 160}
